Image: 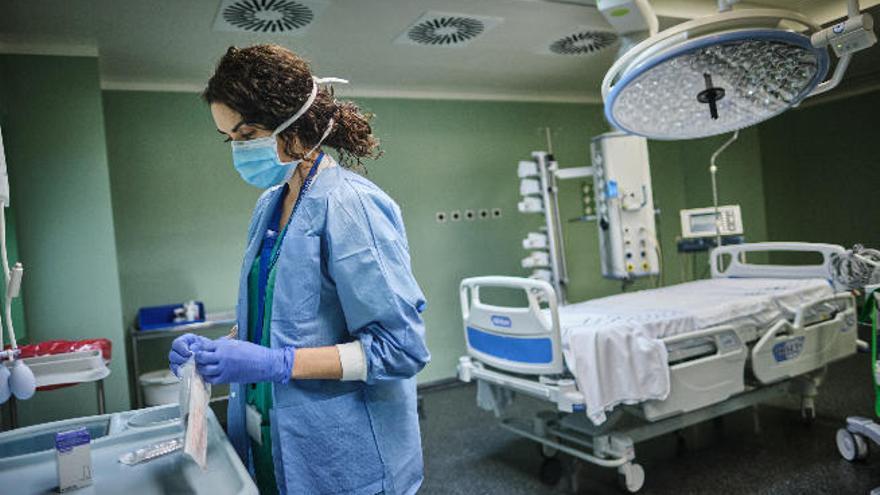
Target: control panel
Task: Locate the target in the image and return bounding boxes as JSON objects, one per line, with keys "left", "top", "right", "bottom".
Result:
{"left": 680, "top": 205, "right": 743, "bottom": 239}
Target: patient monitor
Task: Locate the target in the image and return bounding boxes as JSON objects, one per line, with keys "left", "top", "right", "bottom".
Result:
{"left": 680, "top": 205, "right": 743, "bottom": 239}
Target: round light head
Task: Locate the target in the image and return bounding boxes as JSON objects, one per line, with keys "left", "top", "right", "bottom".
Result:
{"left": 605, "top": 29, "right": 829, "bottom": 140}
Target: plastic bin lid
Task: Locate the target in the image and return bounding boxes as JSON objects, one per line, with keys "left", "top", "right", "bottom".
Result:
{"left": 139, "top": 369, "right": 179, "bottom": 386}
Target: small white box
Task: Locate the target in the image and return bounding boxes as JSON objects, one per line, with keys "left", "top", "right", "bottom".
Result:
{"left": 56, "top": 427, "right": 92, "bottom": 492}
{"left": 519, "top": 178, "right": 542, "bottom": 196}
{"left": 522, "top": 251, "right": 550, "bottom": 268}
{"left": 518, "top": 197, "right": 543, "bottom": 213}
{"left": 517, "top": 160, "right": 539, "bottom": 178}
{"left": 522, "top": 232, "right": 548, "bottom": 250}
{"left": 530, "top": 269, "right": 553, "bottom": 282}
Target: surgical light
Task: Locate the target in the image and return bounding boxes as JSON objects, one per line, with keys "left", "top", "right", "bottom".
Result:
{"left": 600, "top": 1, "right": 877, "bottom": 140}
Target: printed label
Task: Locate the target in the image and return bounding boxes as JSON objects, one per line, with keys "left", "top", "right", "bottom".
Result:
{"left": 772, "top": 336, "right": 805, "bottom": 363}
{"left": 491, "top": 315, "right": 512, "bottom": 328}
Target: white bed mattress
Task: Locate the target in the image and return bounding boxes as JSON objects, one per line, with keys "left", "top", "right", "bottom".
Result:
{"left": 556, "top": 277, "right": 833, "bottom": 425}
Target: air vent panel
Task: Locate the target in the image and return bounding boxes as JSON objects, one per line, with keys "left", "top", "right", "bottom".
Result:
{"left": 548, "top": 29, "right": 618, "bottom": 55}
{"left": 395, "top": 12, "right": 502, "bottom": 47}
{"left": 213, "top": 0, "right": 328, "bottom": 35}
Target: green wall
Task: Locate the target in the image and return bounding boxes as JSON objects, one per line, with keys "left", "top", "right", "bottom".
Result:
{"left": 760, "top": 90, "right": 880, "bottom": 248}
{"left": 0, "top": 55, "right": 127, "bottom": 426}
{"left": 103, "top": 92, "right": 770, "bottom": 384}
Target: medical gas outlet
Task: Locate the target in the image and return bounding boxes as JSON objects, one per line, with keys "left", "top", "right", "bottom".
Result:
{"left": 591, "top": 132, "right": 659, "bottom": 280}
{"left": 436, "top": 207, "right": 503, "bottom": 223}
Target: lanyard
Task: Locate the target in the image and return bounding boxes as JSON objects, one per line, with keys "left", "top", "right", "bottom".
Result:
{"left": 252, "top": 152, "right": 324, "bottom": 345}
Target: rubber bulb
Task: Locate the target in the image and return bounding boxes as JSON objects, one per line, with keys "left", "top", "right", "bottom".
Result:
{"left": 0, "top": 365, "right": 10, "bottom": 404}
{"left": 9, "top": 360, "right": 36, "bottom": 400}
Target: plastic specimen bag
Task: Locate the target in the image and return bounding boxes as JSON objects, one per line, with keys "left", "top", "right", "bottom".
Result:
{"left": 179, "top": 359, "right": 210, "bottom": 470}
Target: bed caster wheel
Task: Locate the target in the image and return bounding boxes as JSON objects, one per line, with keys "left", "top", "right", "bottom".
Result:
{"left": 539, "top": 457, "right": 564, "bottom": 486}
{"left": 801, "top": 405, "right": 816, "bottom": 426}
{"left": 837, "top": 429, "right": 870, "bottom": 462}
{"left": 617, "top": 463, "right": 645, "bottom": 493}
{"left": 539, "top": 442, "right": 559, "bottom": 459}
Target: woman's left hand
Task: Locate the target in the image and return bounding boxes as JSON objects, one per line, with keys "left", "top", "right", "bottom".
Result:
{"left": 194, "top": 338, "right": 295, "bottom": 385}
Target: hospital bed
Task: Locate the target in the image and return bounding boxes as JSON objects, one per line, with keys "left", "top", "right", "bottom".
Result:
{"left": 457, "top": 242, "right": 857, "bottom": 492}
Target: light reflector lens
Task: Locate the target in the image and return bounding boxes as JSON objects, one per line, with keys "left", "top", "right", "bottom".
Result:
{"left": 606, "top": 29, "right": 829, "bottom": 140}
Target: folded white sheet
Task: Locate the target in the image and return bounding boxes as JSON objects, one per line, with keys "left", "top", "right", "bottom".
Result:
{"left": 556, "top": 277, "right": 832, "bottom": 424}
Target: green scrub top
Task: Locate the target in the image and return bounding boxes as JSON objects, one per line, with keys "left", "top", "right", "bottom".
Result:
{"left": 246, "top": 247, "right": 282, "bottom": 495}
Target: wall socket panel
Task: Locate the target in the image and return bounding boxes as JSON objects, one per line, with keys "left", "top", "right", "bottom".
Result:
{"left": 436, "top": 208, "right": 502, "bottom": 223}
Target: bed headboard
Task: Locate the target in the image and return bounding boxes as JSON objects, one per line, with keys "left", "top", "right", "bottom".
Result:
{"left": 710, "top": 242, "right": 844, "bottom": 282}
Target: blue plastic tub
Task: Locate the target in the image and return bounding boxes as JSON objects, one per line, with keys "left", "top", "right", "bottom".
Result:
{"left": 137, "top": 302, "right": 205, "bottom": 331}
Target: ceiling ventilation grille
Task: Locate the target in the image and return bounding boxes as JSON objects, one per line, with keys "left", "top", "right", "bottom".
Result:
{"left": 213, "top": 0, "right": 327, "bottom": 35}
{"left": 549, "top": 30, "right": 618, "bottom": 55}
{"left": 395, "top": 12, "right": 502, "bottom": 47}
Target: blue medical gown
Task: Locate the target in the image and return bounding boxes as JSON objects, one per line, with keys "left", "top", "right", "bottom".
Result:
{"left": 226, "top": 165, "right": 431, "bottom": 495}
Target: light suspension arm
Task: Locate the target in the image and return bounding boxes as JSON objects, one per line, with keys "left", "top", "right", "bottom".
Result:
{"left": 809, "top": 0, "right": 876, "bottom": 97}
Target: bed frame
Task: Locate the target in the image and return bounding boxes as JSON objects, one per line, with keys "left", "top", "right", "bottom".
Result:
{"left": 457, "top": 242, "right": 857, "bottom": 492}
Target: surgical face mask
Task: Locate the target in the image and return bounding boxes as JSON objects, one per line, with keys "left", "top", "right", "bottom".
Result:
{"left": 231, "top": 76, "right": 348, "bottom": 189}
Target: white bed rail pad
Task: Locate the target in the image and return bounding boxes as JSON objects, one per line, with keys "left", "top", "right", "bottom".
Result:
{"left": 711, "top": 242, "right": 845, "bottom": 283}
{"left": 459, "top": 276, "right": 565, "bottom": 375}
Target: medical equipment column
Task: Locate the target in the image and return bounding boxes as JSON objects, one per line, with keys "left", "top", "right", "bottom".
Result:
{"left": 518, "top": 153, "right": 568, "bottom": 303}
{"left": 591, "top": 132, "right": 659, "bottom": 281}
{"left": 542, "top": 152, "right": 570, "bottom": 302}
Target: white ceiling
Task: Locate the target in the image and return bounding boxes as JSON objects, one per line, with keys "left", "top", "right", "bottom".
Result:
{"left": 0, "top": 0, "right": 876, "bottom": 102}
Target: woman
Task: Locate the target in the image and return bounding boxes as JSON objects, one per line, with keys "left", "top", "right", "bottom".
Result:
{"left": 168, "top": 44, "right": 430, "bottom": 495}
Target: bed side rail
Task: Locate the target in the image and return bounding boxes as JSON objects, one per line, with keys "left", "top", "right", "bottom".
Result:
{"left": 752, "top": 292, "right": 857, "bottom": 384}
{"left": 459, "top": 276, "right": 565, "bottom": 375}
{"left": 711, "top": 242, "right": 844, "bottom": 281}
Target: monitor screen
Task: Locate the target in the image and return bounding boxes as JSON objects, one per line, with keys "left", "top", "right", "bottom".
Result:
{"left": 689, "top": 212, "right": 718, "bottom": 234}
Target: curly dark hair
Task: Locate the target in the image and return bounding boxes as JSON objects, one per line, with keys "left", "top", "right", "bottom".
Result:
{"left": 203, "top": 44, "right": 380, "bottom": 167}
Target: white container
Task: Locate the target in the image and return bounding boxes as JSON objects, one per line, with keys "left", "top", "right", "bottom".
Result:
{"left": 523, "top": 232, "right": 548, "bottom": 250}
{"left": 518, "top": 197, "right": 543, "bottom": 213}
{"left": 521, "top": 251, "right": 551, "bottom": 269}
{"left": 517, "top": 160, "right": 539, "bottom": 178}
{"left": 139, "top": 370, "right": 181, "bottom": 406}
{"left": 519, "top": 178, "right": 542, "bottom": 196}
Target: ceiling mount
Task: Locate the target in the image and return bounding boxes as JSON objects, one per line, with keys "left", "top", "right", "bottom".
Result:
{"left": 395, "top": 12, "right": 503, "bottom": 47}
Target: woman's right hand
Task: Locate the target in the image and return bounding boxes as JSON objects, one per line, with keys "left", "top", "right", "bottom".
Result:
{"left": 169, "top": 333, "right": 210, "bottom": 376}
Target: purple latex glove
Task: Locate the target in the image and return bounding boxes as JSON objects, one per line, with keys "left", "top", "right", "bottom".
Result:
{"left": 194, "top": 338, "right": 294, "bottom": 385}
{"left": 169, "top": 333, "right": 211, "bottom": 377}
